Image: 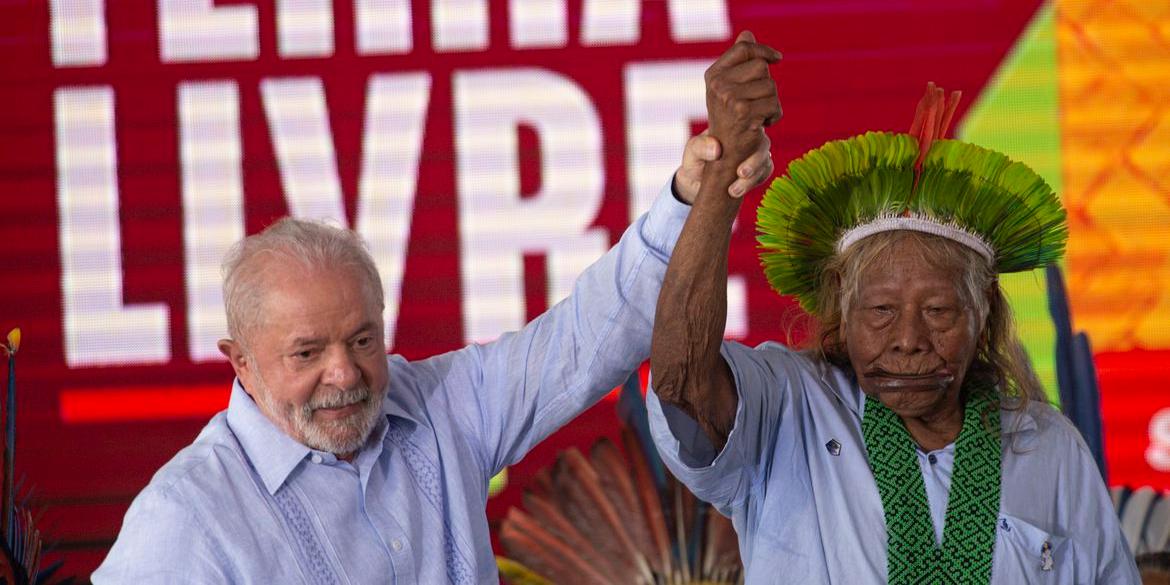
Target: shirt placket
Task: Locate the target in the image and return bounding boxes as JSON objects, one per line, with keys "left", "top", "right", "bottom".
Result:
{"left": 355, "top": 434, "right": 418, "bottom": 585}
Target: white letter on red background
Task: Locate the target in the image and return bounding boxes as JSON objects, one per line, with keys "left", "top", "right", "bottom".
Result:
{"left": 666, "top": 0, "right": 729, "bottom": 42}
{"left": 158, "top": 0, "right": 258, "bottom": 63}
{"left": 454, "top": 69, "right": 607, "bottom": 343}
{"left": 509, "top": 0, "right": 566, "bottom": 49}
{"left": 50, "top": 0, "right": 107, "bottom": 67}
{"left": 260, "top": 74, "right": 431, "bottom": 348}
{"left": 581, "top": 0, "right": 729, "bottom": 46}
{"left": 55, "top": 87, "right": 172, "bottom": 367}
{"left": 260, "top": 77, "right": 347, "bottom": 221}
{"left": 356, "top": 0, "right": 413, "bottom": 55}
{"left": 1148, "top": 408, "right": 1170, "bottom": 472}
{"left": 625, "top": 60, "right": 746, "bottom": 338}
{"left": 278, "top": 0, "right": 334, "bottom": 58}
{"left": 179, "top": 81, "right": 245, "bottom": 362}
{"left": 433, "top": 0, "right": 488, "bottom": 52}
{"left": 353, "top": 73, "right": 432, "bottom": 349}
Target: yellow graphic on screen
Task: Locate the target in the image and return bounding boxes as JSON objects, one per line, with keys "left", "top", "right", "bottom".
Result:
{"left": 962, "top": 0, "right": 1170, "bottom": 398}
{"left": 1057, "top": 0, "right": 1170, "bottom": 351}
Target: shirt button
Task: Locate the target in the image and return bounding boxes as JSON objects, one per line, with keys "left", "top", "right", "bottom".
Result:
{"left": 391, "top": 539, "right": 403, "bottom": 551}
{"left": 310, "top": 454, "right": 323, "bottom": 464}
{"left": 927, "top": 454, "right": 937, "bottom": 465}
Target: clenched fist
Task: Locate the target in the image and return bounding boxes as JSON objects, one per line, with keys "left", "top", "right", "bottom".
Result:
{"left": 704, "top": 31, "right": 782, "bottom": 166}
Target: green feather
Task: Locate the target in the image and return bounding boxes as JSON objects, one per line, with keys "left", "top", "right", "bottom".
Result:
{"left": 756, "top": 133, "right": 1067, "bottom": 314}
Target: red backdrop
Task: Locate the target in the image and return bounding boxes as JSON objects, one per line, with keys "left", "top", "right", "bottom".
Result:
{"left": 8, "top": 0, "right": 1152, "bottom": 579}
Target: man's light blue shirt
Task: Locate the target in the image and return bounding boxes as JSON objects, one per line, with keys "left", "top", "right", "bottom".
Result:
{"left": 648, "top": 341, "right": 1140, "bottom": 584}
{"left": 93, "top": 183, "right": 690, "bottom": 584}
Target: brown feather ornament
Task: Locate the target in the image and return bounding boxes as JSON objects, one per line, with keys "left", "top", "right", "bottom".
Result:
{"left": 500, "top": 508, "right": 615, "bottom": 585}
{"left": 498, "top": 385, "right": 742, "bottom": 585}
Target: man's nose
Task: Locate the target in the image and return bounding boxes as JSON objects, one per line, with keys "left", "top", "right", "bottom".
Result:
{"left": 890, "top": 310, "right": 930, "bottom": 354}
{"left": 321, "top": 345, "right": 360, "bottom": 388}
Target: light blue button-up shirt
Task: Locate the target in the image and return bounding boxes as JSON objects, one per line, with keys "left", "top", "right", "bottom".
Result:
{"left": 93, "top": 183, "right": 690, "bottom": 584}
{"left": 648, "top": 341, "right": 1140, "bottom": 584}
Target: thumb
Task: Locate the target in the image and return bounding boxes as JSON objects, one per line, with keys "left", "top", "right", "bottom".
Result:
{"left": 736, "top": 30, "right": 756, "bottom": 44}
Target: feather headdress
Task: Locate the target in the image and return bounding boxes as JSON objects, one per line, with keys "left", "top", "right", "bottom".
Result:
{"left": 756, "top": 83, "right": 1068, "bottom": 313}
{"left": 497, "top": 375, "right": 742, "bottom": 585}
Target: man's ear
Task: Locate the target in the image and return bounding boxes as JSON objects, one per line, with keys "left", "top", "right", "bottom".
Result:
{"left": 218, "top": 339, "right": 251, "bottom": 381}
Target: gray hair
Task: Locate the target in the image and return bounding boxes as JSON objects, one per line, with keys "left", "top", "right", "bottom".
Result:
{"left": 221, "top": 217, "right": 384, "bottom": 346}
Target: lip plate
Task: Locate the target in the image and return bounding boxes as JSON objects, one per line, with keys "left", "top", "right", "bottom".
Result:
{"left": 864, "top": 372, "right": 955, "bottom": 392}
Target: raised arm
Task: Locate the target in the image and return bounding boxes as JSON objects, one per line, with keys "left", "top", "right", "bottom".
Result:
{"left": 407, "top": 131, "right": 774, "bottom": 480}
{"left": 650, "top": 31, "right": 781, "bottom": 450}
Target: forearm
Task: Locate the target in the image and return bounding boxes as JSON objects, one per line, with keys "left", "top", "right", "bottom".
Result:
{"left": 468, "top": 182, "right": 691, "bottom": 471}
{"left": 650, "top": 159, "right": 743, "bottom": 449}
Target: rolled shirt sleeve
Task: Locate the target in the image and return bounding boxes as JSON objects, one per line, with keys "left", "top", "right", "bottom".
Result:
{"left": 647, "top": 340, "right": 797, "bottom": 512}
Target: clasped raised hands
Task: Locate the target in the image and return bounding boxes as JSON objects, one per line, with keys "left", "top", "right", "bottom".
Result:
{"left": 705, "top": 31, "right": 782, "bottom": 165}
{"left": 674, "top": 31, "right": 782, "bottom": 203}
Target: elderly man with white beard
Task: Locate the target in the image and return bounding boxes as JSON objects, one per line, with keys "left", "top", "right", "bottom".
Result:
{"left": 92, "top": 33, "right": 783, "bottom": 584}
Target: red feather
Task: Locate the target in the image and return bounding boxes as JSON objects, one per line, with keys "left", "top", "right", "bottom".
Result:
{"left": 500, "top": 509, "right": 615, "bottom": 585}
{"left": 622, "top": 429, "right": 673, "bottom": 575}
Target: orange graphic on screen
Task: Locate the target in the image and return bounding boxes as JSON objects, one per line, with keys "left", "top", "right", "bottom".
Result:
{"left": 1058, "top": 0, "right": 1170, "bottom": 351}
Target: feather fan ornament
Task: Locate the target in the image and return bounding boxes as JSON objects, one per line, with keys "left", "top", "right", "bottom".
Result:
{"left": 756, "top": 83, "right": 1068, "bottom": 314}
{"left": 498, "top": 376, "right": 742, "bottom": 585}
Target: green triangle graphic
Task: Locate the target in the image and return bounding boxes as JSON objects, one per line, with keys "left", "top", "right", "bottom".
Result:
{"left": 957, "top": 1, "right": 1062, "bottom": 402}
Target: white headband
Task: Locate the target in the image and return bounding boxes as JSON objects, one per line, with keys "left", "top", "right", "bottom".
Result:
{"left": 836, "top": 214, "right": 995, "bottom": 262}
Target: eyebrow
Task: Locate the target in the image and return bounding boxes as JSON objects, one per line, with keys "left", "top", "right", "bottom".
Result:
{"left": 288, "top": 336, "right": 325, "bottom": 348}
{"left": 347, "top": 321, "right": 380, "bottom": 339}
{"left": 285, "top": 321, "right": 380, "bottom": 348}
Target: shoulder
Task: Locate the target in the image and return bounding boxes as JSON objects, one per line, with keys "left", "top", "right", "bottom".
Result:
{"left": 999, "top": 400, "right": 1139, "bottom": 579}
{"left": 149, "top": 412, "right": 243, "bottom": 487}
{"left": 383, "top": 351, "right": 468, "bottom": 411}
{"left": 387, "top": 348, "right": 480, "bottom": 388}
{"left": 137, "top": 412, "right": 255, "bottom": 510}
{"left": 724, "top": 340, "right": 856, "bottom": 401}
{"left": 1002, "top": 399, "right": 1091, "bottom": 456}
{"left": 96, "top": 414, "right": 245, "bottom": 582}
{"left": 1000, "top": 399, "right": 1111, "bottom": 506}
{"left": 726, "top": 340, "right": 824, "bottom": 376}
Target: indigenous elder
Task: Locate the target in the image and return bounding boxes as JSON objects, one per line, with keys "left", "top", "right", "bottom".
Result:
{"left": 92, "top": 34, "right": 781, "bottom": 584}
{"left": 648, "top": 82, "right": 1140, "bottom": 583}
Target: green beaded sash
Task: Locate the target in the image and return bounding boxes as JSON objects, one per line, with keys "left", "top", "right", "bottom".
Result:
{"left": 861, "top": 388, "right": 1002, "bottom": 584}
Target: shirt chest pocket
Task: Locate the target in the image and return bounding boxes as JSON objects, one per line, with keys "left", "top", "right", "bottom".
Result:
{"left": 994, "top": 514, "right": 1085, "bottom": 584}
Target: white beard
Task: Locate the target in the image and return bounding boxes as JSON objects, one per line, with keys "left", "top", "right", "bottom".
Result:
{"left": 253, "top": 373, "right": 385, "bottom": 456}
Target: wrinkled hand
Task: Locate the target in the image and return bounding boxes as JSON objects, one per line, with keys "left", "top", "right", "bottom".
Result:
{"left": 705, "top": 30, "right": 782, "bottom": 164}
{"left": 673, "top": 129, "right": 774, "bottom": 203}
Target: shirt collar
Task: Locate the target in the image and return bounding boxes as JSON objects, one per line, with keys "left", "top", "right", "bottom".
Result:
{"left": 225, "top": 374, "right": 422, "bottom": 495}
{"left": 226, "top": 379, "right": 311, "bottom": 495}
{"left": 382, "top": 392, "right": 421, "bottom": 429}
{"left": 817, "top": 358, "right": 865, "bottom": 418}
{"left": 380, "top": 354, "right": 424, "bottom": 429}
